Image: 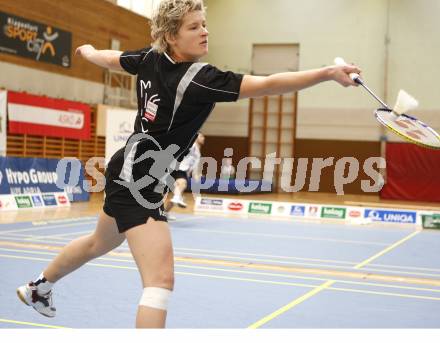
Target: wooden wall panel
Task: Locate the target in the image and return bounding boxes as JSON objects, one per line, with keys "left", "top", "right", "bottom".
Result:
{"left": 0, "top": 0, "right": 150, "bottom": 83}
{"left": 294, "top": 139, "right": 382, "bottom": 195}
{"left": 201, "top": 136, "right": 249, "bottom": 177}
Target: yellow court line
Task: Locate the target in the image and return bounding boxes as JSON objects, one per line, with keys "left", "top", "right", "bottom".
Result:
{"left": 2, "top": 246, "right": 440, "bottom": 296}
{"left": 2, "top": 253, "right": 440, "bottom": 307}
{"left": 246, "top": 230, "right": 423, "bottom": 329}
{"left": 1, "top": 240, "right": 439, "bottom": 287}
{"left": 5, "top": 251, "right": 440, "bottom": 303}
{"left": 360, "top": 266, "right": 440, "bottom": 279}
{"left": 248, "top": 281, "right": 335, "bottom": 329}
{"left": 1, "top": 246, "right": 440, "bottom": 294}
{"left": 5, "top": 235, "right": 439, "bottom": 275}
{"left": 354, "top": 231, "right": 421, "bottom": 269}
{"left": 0, "top": 318, "right": 69, "bottom": 329}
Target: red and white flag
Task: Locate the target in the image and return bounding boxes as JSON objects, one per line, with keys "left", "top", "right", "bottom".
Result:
{"left": 0, "top": 90, "right": 6, "bottom": 156}
{"left": 7, "top": 91, "right": 91, "bottom": 140}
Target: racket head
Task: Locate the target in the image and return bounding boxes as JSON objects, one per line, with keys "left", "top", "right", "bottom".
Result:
{"left": 375, "top": 108, "right": 440, "bottom": 149}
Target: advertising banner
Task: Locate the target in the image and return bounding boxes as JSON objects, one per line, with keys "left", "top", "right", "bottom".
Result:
{"left": 0, "top": 90, "right": 6, "bottom": 156}
{"left": 0, "top": 11, "right": 72, "bottom": 67}
{"left": 7, "top": 91, "right": 91, "bottom": 140}
{"left": 364, "top": 209, "right": 417, "bottom": 224}
{"left": 0, "top": 156, "right": 89, "bottom": 202}
{"left": 105, "top": 107, "right": 137, "bottom": 163}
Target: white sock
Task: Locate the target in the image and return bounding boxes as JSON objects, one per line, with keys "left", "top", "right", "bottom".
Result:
{"left": 34, "top": 273, "right": 54, "bottom": 294}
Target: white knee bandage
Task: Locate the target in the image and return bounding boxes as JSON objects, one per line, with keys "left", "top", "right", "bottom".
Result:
{"left": 139, "top": 287, "right": 172, "bottom": 310}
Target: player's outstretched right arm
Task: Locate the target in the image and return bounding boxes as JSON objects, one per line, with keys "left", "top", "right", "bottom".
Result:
{"left": 238, "top": 65, "right": 361, "bottom": 100}
{"left": 75, "top": 44, "right": 123, "bottom": 71}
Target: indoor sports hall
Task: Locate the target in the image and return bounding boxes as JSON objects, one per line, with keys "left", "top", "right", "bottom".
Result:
{"left": 0, "top": 0, "right": 439, "bottom": 332}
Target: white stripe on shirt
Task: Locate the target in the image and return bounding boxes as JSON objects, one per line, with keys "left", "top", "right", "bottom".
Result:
{"left": 191, "top": 80, "right": 239, "bottom": 95}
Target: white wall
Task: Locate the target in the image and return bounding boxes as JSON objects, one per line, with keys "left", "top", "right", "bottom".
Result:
{"left": 0, "top": 61, "right": 104, "bottom": 104}
{"left": 203, "top": 0, "right": 440, "bottom": 141}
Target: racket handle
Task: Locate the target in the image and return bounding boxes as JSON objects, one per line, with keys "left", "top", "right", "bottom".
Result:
{"left": 334, "top": 57, "right": 362, "bottom": 84}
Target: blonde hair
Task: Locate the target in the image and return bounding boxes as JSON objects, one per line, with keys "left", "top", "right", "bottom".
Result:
{"left": 150, "top": 0, "right": 206, "bottom": 54}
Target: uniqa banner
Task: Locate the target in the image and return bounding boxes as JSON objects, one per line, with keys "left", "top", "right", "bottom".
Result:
{"left": 0, "top": 156, "right": 89, "bottom": 202}
{"left": 105, "top": 107, "right": 137, "bottom": 164}
{"left": 0, "top": 11, "right": 72, "bottom": 68}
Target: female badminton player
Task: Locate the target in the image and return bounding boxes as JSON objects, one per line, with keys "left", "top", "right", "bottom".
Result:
{"left": 17, "top": 0, "right": 361, "bottom": 328}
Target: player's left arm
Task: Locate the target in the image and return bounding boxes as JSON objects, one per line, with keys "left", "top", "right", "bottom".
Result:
{"left": 75, "top": 44, "right": 123, "bottom": 71}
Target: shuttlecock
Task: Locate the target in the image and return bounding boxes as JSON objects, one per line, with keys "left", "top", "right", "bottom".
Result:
{"left": 393, "top": 89, "right": 419, "bottom": 115}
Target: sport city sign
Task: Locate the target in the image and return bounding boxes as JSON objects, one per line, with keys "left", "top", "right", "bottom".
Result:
{"left": 364, "top": 209, "right": 417, "bottom": 224}
{"left": 0, "top": 11, "right": 72, "bottom": 67}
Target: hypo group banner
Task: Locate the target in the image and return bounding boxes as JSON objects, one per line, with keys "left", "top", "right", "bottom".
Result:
{"left": 0, "top": 90, "right": 6, "bottom": 156}
{"left": 105, "top": 107, "right": 137, "bottom": 163}
{"left": 0, "top": 11, "right": 72, "bottom": 68}
{"left": 7, "top": 91, "right": 91, "bottom": 140}
{"left": 0, "top": 156, "right": 89, "bottom": 202}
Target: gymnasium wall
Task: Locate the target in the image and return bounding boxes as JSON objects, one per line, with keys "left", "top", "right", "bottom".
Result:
{"left": 202, "top": 0, "right": 440, "bottom": 142}
{"left": 0, "top": 0, "right": 150, "bottom": 104}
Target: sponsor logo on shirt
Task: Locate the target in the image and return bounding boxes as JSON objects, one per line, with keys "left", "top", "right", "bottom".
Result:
{"left": 144, "top": 100, "right": 158, "bottom": 122}
{"left": 290, "top": 205, "right": 306, "bottom": 217}
{"left": 321, "top": 207, "right": 346, "bottom": 219}
{"left": 364, "top": 209, "right": 416, "bottom": 224}
{"left": 248, "top": 202, "right": 272, "bottom": 215}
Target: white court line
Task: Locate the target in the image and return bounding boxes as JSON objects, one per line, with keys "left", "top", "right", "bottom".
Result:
{"left": 24, "top": 230, "right": 94, "bottom": 240}
{"left": 174, "top": 247, "right": 357, "bottom": 265}
{"left": 0, "top": 215, "right": 204, "bottom": 236}
{"left": 187, "top": 228, "right": 389, "bottom": 246}
{"left": 0, "top": 221, "right": 97, "bottom": 234}
{"left": 31, "top": 216, "right": 97, "bottom": 225}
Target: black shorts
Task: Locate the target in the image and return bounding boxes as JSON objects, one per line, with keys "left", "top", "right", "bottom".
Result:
{"left": 171, "top": 170, "right": 188, "bottom": 182}
{"left": 103, "top": 171, "right": 167, "bottom": 233}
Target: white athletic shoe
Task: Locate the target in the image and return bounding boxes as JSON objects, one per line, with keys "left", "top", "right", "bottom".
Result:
{"left": 165, "top": 211, "right": 177, "bottom": 221}
{"left": 171, "top": 195, "right": 187, "bottom": 208}
{"left": 17, "top": 282, "right": 56, "bottom": 318}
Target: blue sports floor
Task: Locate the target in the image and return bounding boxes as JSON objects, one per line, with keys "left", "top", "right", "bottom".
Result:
{"left": 0, "top": 213, "right": 439, "bottom": 328}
